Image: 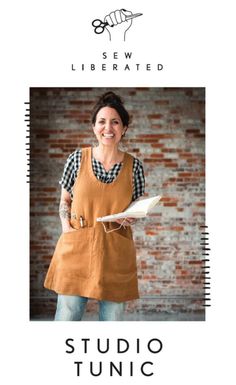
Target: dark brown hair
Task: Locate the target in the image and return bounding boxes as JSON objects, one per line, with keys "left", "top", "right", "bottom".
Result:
{"left": 91, "top": 91, "right": 130, "bottom": 127}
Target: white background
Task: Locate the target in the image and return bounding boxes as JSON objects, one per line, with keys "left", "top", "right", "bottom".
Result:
{"left": 1, "top": 0, "right": 235, "bottom": 383}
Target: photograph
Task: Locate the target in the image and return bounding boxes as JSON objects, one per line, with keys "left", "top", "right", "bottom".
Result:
{"left": 30, "top": 87, "right": 205, "bottom": 321}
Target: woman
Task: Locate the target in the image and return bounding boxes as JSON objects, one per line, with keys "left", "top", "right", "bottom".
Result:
{"left": 44, "top": 91, "right": 145, "bottom": 321}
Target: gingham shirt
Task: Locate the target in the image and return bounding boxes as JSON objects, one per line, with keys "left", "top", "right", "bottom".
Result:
{"left": 59, "top": 149, "right": 145, "bottom": 201}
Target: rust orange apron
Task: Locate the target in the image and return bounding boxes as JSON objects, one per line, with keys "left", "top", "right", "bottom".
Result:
{"left": 44, "top": 146, "right": 139, "bottom": 302}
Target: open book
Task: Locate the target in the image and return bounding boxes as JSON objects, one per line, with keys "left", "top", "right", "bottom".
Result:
{"left": 96, "top": 195, "right": 162, "bottom": 222}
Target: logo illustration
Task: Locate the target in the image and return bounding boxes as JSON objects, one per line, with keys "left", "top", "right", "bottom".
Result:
{"left": 92, "top": 9, "right": 143, "bottom": 41}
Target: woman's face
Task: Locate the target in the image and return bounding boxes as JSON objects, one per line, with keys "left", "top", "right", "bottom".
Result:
{"left": 93, "top": 107, "right": 127, "bottom": 147}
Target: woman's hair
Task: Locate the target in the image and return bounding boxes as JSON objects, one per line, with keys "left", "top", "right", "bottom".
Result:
{"left": 91, "top": 91, "right": 130, "bottom": 127}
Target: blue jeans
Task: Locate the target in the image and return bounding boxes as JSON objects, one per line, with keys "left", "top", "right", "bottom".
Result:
{"left": 55, "top": 295, "right": 125, "bottom": 321}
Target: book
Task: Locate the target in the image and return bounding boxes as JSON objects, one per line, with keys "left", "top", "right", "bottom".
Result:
{"left": 96, "top": 195, "right": 162, "bottom": 222}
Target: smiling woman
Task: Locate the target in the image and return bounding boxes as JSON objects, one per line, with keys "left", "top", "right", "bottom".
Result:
{"left": 44, "top": 91, "right": 145, "bottom": 321}
{"left": 91, "top": 93, "right": 129, "bottom": 170}
{"left": 94, "top": 108, "right": 124, "bottom": 144}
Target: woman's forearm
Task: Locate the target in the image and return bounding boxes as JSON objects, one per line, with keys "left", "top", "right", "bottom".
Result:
{"left": 59, "top": 200, "right": 72, "bottom": 232}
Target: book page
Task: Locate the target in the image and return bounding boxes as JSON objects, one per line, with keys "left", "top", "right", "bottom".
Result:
{"left": 125, "top": 195, "right": 162, "bottom": 214}
{"left": 97, "top": 211, "right": 145, "bottom": 222}
{"left": 97, "top": 196, "right": 162, "bottom": 221}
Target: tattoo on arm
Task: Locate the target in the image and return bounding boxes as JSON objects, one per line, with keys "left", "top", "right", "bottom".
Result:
{"left": 59, "top": 201, "right": 71, "bottom": 219}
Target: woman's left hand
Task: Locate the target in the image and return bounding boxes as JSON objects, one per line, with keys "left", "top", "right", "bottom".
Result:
{"left": 115, "top": 217, "right": 137, "bottom": 226}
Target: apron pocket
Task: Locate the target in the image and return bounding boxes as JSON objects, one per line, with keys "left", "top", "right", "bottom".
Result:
{"left": 104, "top": 231, "right": 137, "bottom": 278}
{"left": 56, "top": 228, "right": 94, "bottom": 279}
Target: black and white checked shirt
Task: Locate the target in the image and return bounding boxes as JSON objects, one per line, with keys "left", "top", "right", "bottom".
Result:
{"left": 59, "top": 149, "right": 145, "bottom": 201}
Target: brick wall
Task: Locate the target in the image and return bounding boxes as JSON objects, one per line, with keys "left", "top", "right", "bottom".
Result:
{"left": 29, "top": 87, "right": 205, "bottom": 321}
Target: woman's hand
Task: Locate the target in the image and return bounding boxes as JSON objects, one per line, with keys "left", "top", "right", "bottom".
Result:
{"left": 115, "top": 217, "right": 137, "bottom": 227}
{"left": 62, "top": 226, "right": 77, "bottom": 233}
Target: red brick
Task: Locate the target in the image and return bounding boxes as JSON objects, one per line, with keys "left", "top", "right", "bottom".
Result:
{"left": 163, "top": 203, "right": 178, "bottom": 207}
{"left": 154, "top": 100, "right": 169, "bottom": 105}
{"left": 49, "top": 154, "right": 64, "bottom": 158}
{"left": 148, "top": 114, "right": 163, "bottom": 119}
{"left": 169, "top": 226, "right": 184, "bottom": 231}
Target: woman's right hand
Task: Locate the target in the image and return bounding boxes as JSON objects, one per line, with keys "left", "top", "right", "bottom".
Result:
{"left": 62, "top": 226, "right": 77, "bottom": 233}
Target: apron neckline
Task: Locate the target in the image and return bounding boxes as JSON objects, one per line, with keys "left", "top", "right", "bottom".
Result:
{"left": 87, "top": 146, "right": 128, "bottom": 186}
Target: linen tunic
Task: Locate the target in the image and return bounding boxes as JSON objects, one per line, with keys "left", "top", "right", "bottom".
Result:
{"left": 59, "top": 148, "right": 145, "bottom": 201}
{"left": 44, "top": 147, "right": 139, "bottom": 302}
